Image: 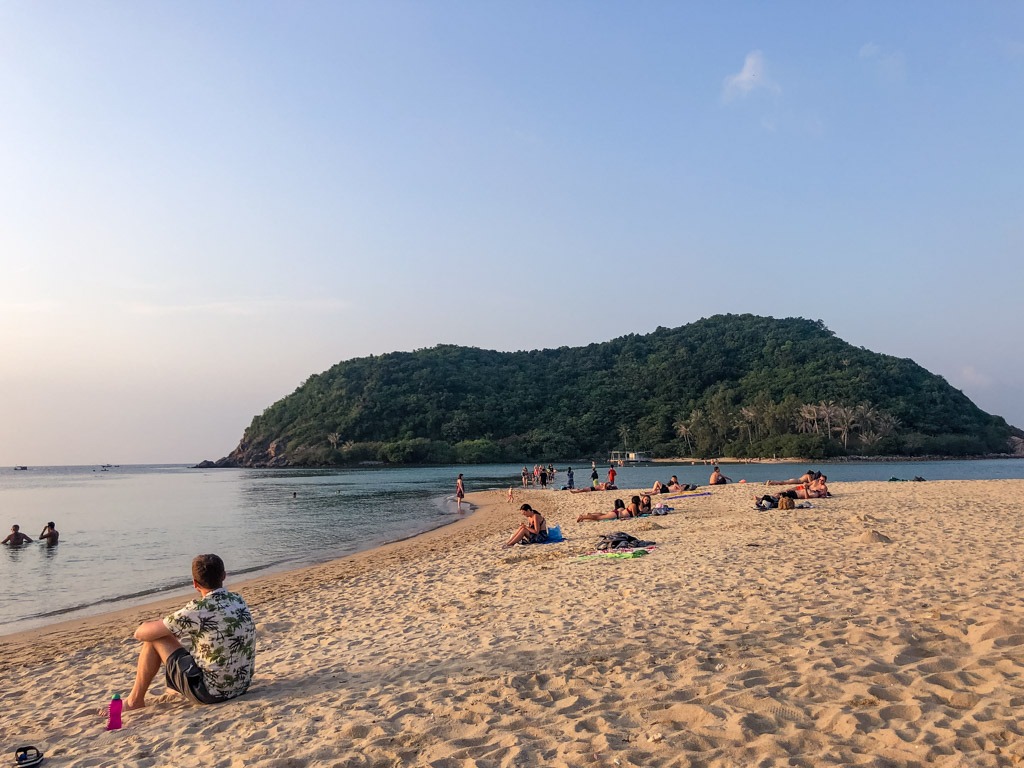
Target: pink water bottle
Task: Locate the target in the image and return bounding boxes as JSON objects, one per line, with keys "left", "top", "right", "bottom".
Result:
{"left": 107, "top": 693, "right": 123, "bottom": 730}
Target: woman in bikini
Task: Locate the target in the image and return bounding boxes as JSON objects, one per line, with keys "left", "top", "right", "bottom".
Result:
{"left": 576, "top": 499, "right": 628, "bottom": 522}
{"left": 623, "top": 496, "right": 643, "bottom": 517}
{"left": 504, "top": 504, "right": 549, "bottom": 546}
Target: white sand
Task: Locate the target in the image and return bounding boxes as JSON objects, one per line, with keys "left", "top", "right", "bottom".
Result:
{"left": 3, "top": 480, "right": 1024, "bottom": 767}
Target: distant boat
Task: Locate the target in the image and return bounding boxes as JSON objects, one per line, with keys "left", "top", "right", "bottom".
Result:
{"left": 13, "top": 466, "right": 28, "bottom": 470}
{"left": 101, "top": 464, "right": 112, "bottom": 468}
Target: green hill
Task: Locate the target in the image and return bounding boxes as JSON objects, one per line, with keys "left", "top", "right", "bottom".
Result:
{"left": 213, "top": 314, "right": 1020, "bottom": 467}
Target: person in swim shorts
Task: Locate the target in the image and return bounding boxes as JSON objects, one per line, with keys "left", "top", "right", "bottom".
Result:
{"left": 120, "top": 554, "right": 255, "bottom": 711}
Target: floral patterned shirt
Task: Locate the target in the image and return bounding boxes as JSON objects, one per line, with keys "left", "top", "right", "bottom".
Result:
{"left": 164, "top": 588, "right": 256, "bottom": 699}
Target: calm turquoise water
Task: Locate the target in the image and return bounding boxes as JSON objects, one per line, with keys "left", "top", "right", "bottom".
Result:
{"left": 2, "top": 459, "right": 1022, "bottom": 634}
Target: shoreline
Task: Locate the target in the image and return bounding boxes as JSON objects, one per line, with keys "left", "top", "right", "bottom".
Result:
{"left": 5, "top": 480, "right": 1024, "bottom": 766}
{"left": 0, "top": 497, "right": 489, "bottom": 650}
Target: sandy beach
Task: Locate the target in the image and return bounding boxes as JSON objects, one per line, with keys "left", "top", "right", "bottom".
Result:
{"left": 3, "top": 479, "right": 1024, "bottom": 767}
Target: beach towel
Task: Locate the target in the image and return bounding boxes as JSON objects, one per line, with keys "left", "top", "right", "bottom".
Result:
{"left": 577, "top": 547, "right": 654, "bottom": 561}
{"left": 665, "top": 492, "right": 711, "bottom": 500}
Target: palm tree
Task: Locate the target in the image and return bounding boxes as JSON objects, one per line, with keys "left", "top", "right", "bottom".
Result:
{"left": 818, "top": 401, "right": 837, "bottom": 439}
{"left": 673, "top": 419, "right": 693, "bottom": 456}
{"left": 835, "top": 405, "right": 858, "bottom": 450}
{"left": 799, "top": 404, "right": 819, "bottom": 434}
{"left": 740, "top": 406, "right": 760, "bottom": 441}
{"left": 327, "top": 432, "right": 341, "bottom": 450}
{"left": 618, "top": 424, "right": 632, "bottom": 450}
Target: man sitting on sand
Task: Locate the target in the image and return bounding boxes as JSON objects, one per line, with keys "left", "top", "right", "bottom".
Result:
{"left": 709, "top": 466, "right": 732, "bottom": 485}
{"left": 121, "top": 554, "right": 255, "bottom": 711}
{"left": 2, "top": 525, "right": 32, "bottom": 545}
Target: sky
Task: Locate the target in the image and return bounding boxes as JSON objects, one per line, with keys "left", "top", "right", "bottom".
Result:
{"left": 1, "top": 2, "right": 1022, "bottom": 465}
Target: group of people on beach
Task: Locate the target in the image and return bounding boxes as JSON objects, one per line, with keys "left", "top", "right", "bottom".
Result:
{"left": 521, "top": 464, "right": 558, "bottom": 489}
{"left": 575, "top": 494, "right": 655, "bottom": 522}
{"left": 755, "top": 470, "right": 831, "bottom": 509}
{"left": 504, "top": 466, "right": 836, "bottom": 544}
{"left": 2, "top": 522, "right": 59, "bottom": 545}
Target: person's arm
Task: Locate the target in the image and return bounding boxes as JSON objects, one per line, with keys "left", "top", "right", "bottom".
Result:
{"left": 135, "top": 619, "right": 174, "bottom": 642}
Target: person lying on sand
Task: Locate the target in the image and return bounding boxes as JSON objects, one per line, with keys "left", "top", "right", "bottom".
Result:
{"left": 577, "top": 499, "right": 628, "bottom": 522}
{"left": 570, "top": 482, "right": 617, "bottom": 493}
{"left": 639, "top": 494, "right": 652, "bottom": 514}
{"left": 651, "top": 475, "right": 696, "bottom": 493}
{"left": 766, "top": 469, "right": 821, "bottom": 486}
{"left": 504, "top": 504, "right": 548, "bottom": 547}
{"left": 754, "top": 481, "right": 829, "bottom": 509}
{"left": 624, "top": 496, "right": 644, "bottom": 517}
{"left": 117, "top": 554, "right": 255, "bottom": 712}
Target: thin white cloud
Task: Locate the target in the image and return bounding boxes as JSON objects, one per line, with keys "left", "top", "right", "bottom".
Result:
{"left": 958, "top": 365, "right": 992, "bottom": 390}
{"left": 859, "top": 42, "right": 906, "bottom": 84}
{"left": 0, "top": 300, "right": 62, "bottom": 314}
{"left": 722, "top": 50, "right": 780, "bottom": 103}
{"left": 125, "top": 299, "right": 348, "bottom": 317}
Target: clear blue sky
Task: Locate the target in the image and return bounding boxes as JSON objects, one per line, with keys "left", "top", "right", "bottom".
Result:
{"left": 2, "top": 2, "right": 1021, "bottom": 465}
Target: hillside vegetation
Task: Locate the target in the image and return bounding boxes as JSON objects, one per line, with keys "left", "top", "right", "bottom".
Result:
{"left": 216, "top": 315, "right": 1020, "bottom": 467}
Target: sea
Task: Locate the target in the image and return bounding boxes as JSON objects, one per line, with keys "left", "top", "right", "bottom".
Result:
{"left": 2, "top": 459, "right": 1023, "bottom": 636}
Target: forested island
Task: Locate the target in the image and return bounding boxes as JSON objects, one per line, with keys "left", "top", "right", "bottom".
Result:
{"left": 208, "top": 315, "right": 1022, "bottom": 468}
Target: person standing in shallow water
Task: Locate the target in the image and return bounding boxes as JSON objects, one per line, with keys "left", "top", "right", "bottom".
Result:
{"left": 566, "top": 467, "right": 575, "bottom": 489}
{"left": 39, "top": 522, "right": 59, "bottom": 545}
{"left": 2, "top": 525, "right": 32, "bottom": 545}
{"left": 455, "top": 473, "right": 465, "bottom": 512}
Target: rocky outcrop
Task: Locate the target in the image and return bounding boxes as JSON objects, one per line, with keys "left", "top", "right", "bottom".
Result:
{"left": 211, "top": 437, "right": 291, "bottom": 468}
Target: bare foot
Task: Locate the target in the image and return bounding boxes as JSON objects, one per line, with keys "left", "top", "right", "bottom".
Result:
{"left": 123, "top": 697, "right": 146, "bottom": 712}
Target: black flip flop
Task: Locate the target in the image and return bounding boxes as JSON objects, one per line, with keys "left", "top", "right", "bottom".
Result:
{"left": 14, "top": 746, "right": 44, "bottom": 768}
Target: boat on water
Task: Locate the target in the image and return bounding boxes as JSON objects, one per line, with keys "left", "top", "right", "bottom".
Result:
{"left": 13, "top": 466, "right": 28, "bottom": 470}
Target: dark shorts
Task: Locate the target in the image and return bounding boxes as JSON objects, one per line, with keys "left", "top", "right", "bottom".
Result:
{"left": 165, "top": 648, "right": 227, "bottom": 705}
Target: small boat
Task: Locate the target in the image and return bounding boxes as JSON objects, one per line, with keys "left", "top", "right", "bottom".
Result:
{"left": 14, "top": 466, "right": 28, "bottom": 470}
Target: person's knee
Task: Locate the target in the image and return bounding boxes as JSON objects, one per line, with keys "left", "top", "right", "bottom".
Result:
{"left": 150, "top": 635, "right": 184, "bottom": 661}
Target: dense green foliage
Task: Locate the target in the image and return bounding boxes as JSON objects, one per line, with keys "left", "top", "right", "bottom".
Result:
{"left": 222, "top": 315, "right": 1019, "bottom": 466}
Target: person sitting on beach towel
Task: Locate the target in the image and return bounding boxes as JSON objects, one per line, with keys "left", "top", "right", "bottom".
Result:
{"left": 576, "top": 498, "right": 628, "bottom": 522}
{"left": 766, "top": 469, "right": 820, "bottom": 486}
{"left": 119, "top": 554, "right": 255, "bottom": 711}
{"left": 504, "top": 504, "right": 548, "bottom": 547}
